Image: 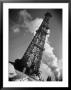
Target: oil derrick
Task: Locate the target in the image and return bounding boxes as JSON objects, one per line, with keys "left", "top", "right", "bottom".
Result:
{"left": 10, "top": 12, "right": 52, "bottom": 80}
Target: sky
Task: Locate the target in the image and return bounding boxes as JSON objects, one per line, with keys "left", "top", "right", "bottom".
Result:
{"left": 9, "top": 9, "right": 62, "bottom": 62}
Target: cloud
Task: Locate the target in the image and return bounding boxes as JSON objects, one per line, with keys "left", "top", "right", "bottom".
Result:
{"left": 13, "top": 28, "right": 20, "bottom": 33}
{"left": 40, "top": 62, "right": 55, "bottom": 81}
{"left": 19, "top": 10, "right": 43, "bottom": 35}
{"left": 19, "top": 10, "right": 32, "bottom": 21}
{"left": 40, "top": 35, "right": 62, "bottom": 80}
{"left": 11, "top": 10, "right": 43, "bottom": 35}
{"left": 26, "top": 18, "right": 43, "bottom": 35}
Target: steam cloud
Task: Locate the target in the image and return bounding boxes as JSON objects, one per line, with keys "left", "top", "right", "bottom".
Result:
{"left": 9, "top": 10, "right": 62, "bottom": 81}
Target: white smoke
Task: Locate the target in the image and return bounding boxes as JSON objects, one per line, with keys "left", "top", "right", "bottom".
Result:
{"left": 40, "top": 62, "right": 55, "bottom": 81}
{"left": 41, "top": 35, "right": 62, "bottom": 81}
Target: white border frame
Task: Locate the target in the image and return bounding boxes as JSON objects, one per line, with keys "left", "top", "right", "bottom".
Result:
{"left": 3, "top": 3, "right": 68, "bottom": 87}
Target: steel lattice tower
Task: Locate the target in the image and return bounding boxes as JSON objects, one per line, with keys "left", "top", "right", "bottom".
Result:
{"left": 21, "top": 12, "right": 52, "bottom": 78}
{"left": 10, "top": 12, "right": 52, "bottom": 80}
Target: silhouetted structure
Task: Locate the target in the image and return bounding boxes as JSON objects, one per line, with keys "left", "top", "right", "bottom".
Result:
{"left": 47, "top": 76, "right": 51, "bottom": 81}
{"left": 10, "top": 12, "right": 52, "bottom": 80}
{"left": 55, "top": 75, "right": 62, "bottom": 81}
